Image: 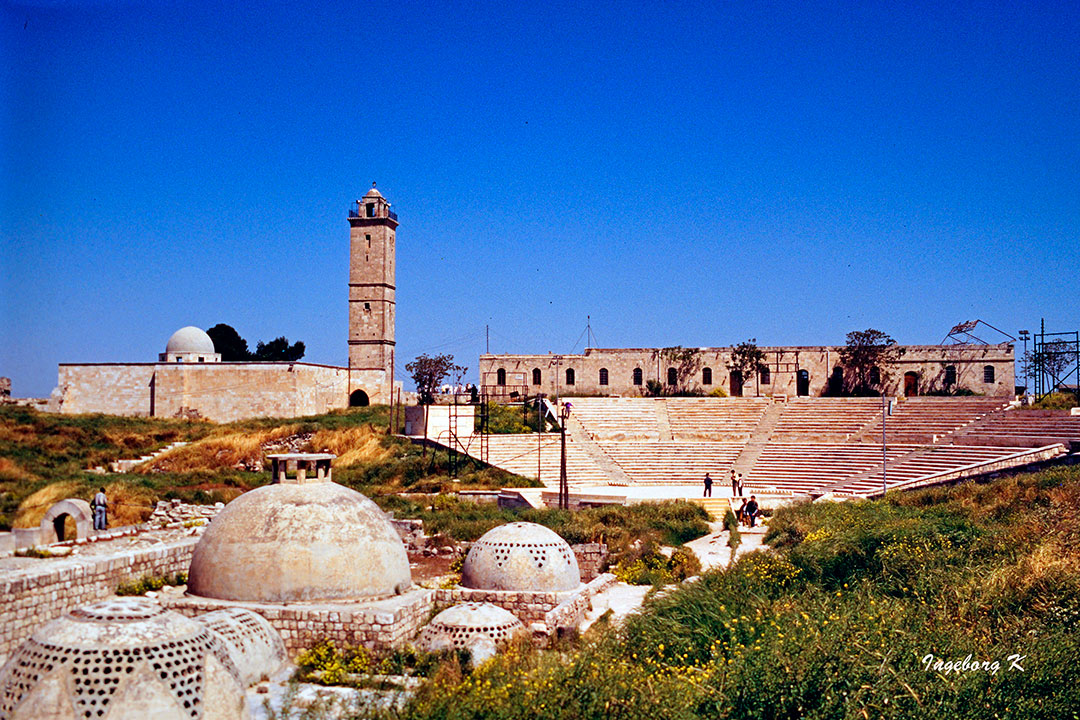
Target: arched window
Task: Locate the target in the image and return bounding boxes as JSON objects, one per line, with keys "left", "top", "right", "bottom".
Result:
{"left": 829, "top": 366, "right": 843, "bottom": 395}
{"left": 944, "top": 365, "right": 957, "bottom": 385}
{"left": 869, "top": 367, "right": 881, "bottom": 387}
{"left": 702, "top": 367, "right": 712, "bottom": 385}
{"left": 566, "top": 368, "right": 575, "bottom": 386}
{"left": 796, "top": 369, "right": 810, "bottom": 396}
{"left": 497, "top": 368, "right": 506, "bottom": 386}
{"left": 532, "top": 368, "right": 542, "bottom": 386}
{"left": 983, "top": 365, "right": 995, "bottom": 383}
{"left": 599, "top": 368, "right": 609, "bottom": 386}
{"left": 760, "top": 366, "right": 771, "bottom": 385}
{"left": 632, "top": 368, "right": 643, "bottom": 386}
{"left": 667, "top": 368, "right": 677, "bottom": 386}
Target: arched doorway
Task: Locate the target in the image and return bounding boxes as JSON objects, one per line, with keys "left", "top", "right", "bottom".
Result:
{"left": 828, "top": 366, "right": 843, "bottom": 395}
{"left": 349, "top": 389, "right": 370, "bottom": 407}
{"left": 40, "top": 498, "right": 92, "bottom": 542}
{"left": 904, "top": 372, "right": 919, "bottom": 397}
{"left": 729, "top": 370, "right": 743, "bottom": 397}
{"left": 796, "top": 369, "right": 810, "bottom": 396}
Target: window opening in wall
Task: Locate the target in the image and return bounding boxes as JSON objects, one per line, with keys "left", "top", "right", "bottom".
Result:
{"left": 730, "top": 369, "right": 743, "bottom": 397}
{"left": 904, "top": 371, "right": 919, "bottom": 397}
{"left": 869, "top": 367, "right": 881, "bottom": 387}
{"left": 198, "top": 357, "right": 205, "bottom": 363}
{"left": 760, "top": 366, "right": 771, "bottom": 385}
{"left": 983, "top": 365, "right": 995, "bottom": 383}
{"left": 532, "top": 368, "right": 542, "bottom": 385}
{"left": 366, "top": 234, "right": 371, "bottom": 247}
{"left": 829, "top": 366, "right": 843, "bottom": 395}
{"left": 667, "top": 368, "right": 677, "bottom": 386}
{"left": 364, "top": 302, "right": 371, "bottom": 311}
{"left": 366, "top": 203, "right": 375, "bottom": 217}
{"left": 633, "top": 368, "right": 643, "bottom": 386}
{"left": 944, "top": 365, "right": 957, "bottom": 385}
{"left": 566, "top": 368, "right": 575, "bottom": 385}
{"left": 497, "top": 368, "right": 506, "bottom": 386}
{"left": 599, "top": 368, "right": 609, "bottom": 386}
{"left": 702, "top": 367, "right": 712, "bottom": 385}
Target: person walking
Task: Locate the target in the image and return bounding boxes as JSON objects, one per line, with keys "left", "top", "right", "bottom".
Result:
{"left": 92, "top": 487, "right": 107, "bottom": 531}
{"left": 745, "top": 495, "right": 760, "bottom": 528}
{"left": 703, "top": 473, "right": 713, "bottom": 497}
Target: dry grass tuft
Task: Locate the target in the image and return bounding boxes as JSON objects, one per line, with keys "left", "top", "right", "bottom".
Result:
{"left": 0, "top": 457, "right": 37, "bottom": 485}
{"left": 101, "top": 481, "right": 157, "bottom": 526}
{"left": 140, "top": 425, "right": 303, "bottom": 473}
{"left": 13, "top": 481, "right": 83, "bottom": 528}
{"left": 309, "top": 426, "right": 392, "bottom": 467}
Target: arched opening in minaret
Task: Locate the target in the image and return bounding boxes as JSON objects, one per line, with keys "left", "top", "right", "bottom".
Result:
{"left": 349, "top": 390, "right": 370, "bottom": 407}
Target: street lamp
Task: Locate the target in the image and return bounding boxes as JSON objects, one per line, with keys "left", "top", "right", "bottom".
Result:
{"left": 1018, "top": 330, "right": 1030, "bottom": 399}
{"left": 559, "top": 402, "right": 573, "bottom": 510}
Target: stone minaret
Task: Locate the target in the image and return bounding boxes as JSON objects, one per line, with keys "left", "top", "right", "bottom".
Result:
{"left": 347, "top": 183, "right": 397, "bottom": 405}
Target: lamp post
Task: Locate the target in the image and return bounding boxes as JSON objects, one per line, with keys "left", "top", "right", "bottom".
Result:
{"left": 881, "top": 395, "right": 893, "bottom": 496}
{"left": 559, "top": 402, "right": 573, "bottom": 510}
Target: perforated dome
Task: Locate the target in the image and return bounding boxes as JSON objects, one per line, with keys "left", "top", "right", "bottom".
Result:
{"left": 0, "top": 598, "right": 245, "bottom": 720}
{"left": 187, "top": 480, "right": 412, "bottom": 603}
{"left": 165, "top": 326, "right": 216, "bottom": 355}
{"left": 461, "top": 522, "right": 580, "bottom": 592}
{"left": 419, "top": 603, "right": 525, "bottom": 657}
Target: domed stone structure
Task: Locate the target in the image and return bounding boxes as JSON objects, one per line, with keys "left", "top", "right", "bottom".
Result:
{"left": 159, "top": 326, "right": 221, "bottom": 363}
{"left": 419, "top": 603, "right": 525, "bottom": 661}
{"left": 187, "top": 477, "right": 411, "bottom": 603}
{"left": 197, "top": 607, "right": 287, "bottom": 687}
{"left": 0, "top": 598, "right": 245, "bottom": 720}
{"left": 461, "top": 522, "right": 580, "bottom": 592}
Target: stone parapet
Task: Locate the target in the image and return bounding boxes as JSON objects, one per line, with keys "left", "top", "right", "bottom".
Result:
{"left": 571, "top": 543, "right": 608, "bottom": 582}
{"left": 544, "top": 573, "right": 617, "bottom": 633}
{"left": 0, "top": 537, "right": 197, "bottom": 656}
{"left": 164, "top": 588, "right": 436, "bottom": 655}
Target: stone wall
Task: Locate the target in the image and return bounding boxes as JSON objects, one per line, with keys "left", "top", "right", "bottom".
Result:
{"left": 544, "top": 574, "right": 617, "bottom": 633}
{"left": 571, "top": 543, "right": 608, "bottom": 582}
{"left": 0, "top": 538, "right": 197, "bottom": 656}
{"left": 54, "top": 362, "right": 351, "bottom": 422}
{"left": 165, "top": 589, "right": 435, "bottom": 655}
{"left": 480, "top": 344, "right": 1016, "bottom": 399}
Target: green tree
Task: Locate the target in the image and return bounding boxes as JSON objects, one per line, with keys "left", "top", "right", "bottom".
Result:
{"left": 206, "top": 324, "right": 252, "bottom": 361}
{"left": 253, "top": 336, "right": 305, "bottom": 361}
{"left": 838, "top": 328, "right": 903, "bottom": 396}
{"left": 648, "top": 347, "right": 702, "bottom": 396}
{"left": 406, "top": 353, "right": 466, "bottom": 405}
{"left": 728, "top": 338, "right": 767, "bottom": 396}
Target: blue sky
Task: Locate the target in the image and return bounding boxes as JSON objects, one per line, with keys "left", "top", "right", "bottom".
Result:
{"left": 2, "top": 0, "right": 1078, "bottom": 396}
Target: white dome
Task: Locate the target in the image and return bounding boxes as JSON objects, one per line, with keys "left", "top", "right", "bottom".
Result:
{"left": 0, "top": 598, "right": 246, "bottom": 720}
{"left": 187, "top": 481, "right": 412, "bottom": 603}
{"left": 461, "top": 522, "right": 581, "bottom": 592}
{"left": 165, "top": 326, "right": 216, "bottom": 355}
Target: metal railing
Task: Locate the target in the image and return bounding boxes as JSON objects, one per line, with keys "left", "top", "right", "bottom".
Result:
{"left": 348, "top": 203, "right": 398, "bottom": 222}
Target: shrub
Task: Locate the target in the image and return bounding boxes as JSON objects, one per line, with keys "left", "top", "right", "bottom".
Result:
{"left": 115, "top": 572, "right": 187, "bottom": 596}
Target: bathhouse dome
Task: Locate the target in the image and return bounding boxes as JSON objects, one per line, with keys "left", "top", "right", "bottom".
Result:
{"left": 461, "top": 522, "right": 580, "bottom": 592}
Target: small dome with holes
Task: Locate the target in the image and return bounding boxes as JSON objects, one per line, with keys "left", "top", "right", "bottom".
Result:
{"left": 461, "top": 522, "right": 581, "bottom": 592}
{"left": 0, "top": 598, "right": 246, "bottom": 720}
{"left": 419, "top": 602, "right": 525, "bottom": 661}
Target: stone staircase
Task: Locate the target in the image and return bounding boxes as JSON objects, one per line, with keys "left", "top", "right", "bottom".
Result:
{"left": 730, "top": 401, "right": 785, "bottom": 477}
{"left": 564, "top": 414, "right": 636, "bottom": 486}
{"left": 655, "top": 401, "right": 674, "bottom": 441}
{"left": 692, "top": 495, "right": 733, "bottom": 520}
{"left": 109, "top": 441, "right": 189, "bottom": 473}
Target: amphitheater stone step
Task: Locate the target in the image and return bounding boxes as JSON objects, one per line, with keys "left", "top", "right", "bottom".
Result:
{"left": 730, "top": 402, "right": 785, "bottom": 477}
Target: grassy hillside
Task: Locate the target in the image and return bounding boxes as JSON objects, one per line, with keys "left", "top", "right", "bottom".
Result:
{"left": 377, "top": 465, "right": 1080, "bottom": 720}
{"left": 0, "top": 405, "right": 536, "bottom": 531}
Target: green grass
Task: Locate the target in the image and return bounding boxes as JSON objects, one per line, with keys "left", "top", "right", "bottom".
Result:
{"left": 350, "top": 465, "right": 1080, "bottom": 720}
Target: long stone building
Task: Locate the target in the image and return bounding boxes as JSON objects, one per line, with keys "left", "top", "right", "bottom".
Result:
{"left": 479, "top": 343, "right": 1016, "bottom": 399}
{"left": 51, "top": 185, "right": 399, "bottom": 421}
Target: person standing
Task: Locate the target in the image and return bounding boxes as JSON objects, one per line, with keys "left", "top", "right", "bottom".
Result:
{"left": 730, "top": 468, "right": 738, "bottom": 496}
{"left": 703, "top": 472, "right": 713, "bottom": 498}
{"left": 92, "top": 487, "right": 107, "bottom": 531}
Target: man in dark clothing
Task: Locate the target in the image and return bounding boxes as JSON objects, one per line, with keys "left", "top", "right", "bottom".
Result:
{"left": 745, "top": 495, "right": 760, "bottom": 528}
{"left": 703, "top": 473, "right": 713, "bottom": 497}
{"left": 737, "top": 498, "right": 748, "bottom": 526}
{"left": 730, "top": 468, "right": 738, "bottom": 496}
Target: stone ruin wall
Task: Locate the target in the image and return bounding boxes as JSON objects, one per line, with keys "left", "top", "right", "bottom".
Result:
{"left": 0, "top": 538, "right": 197, "bottom": 657}
{"left": 54, "top": 362, "right": 350, "bottom": 421}
{"left": 480, "top": 344, "right": 1016, "bottom": 399}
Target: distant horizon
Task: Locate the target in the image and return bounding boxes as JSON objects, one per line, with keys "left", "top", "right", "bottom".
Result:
{"left": 3, "top": 1, "right": 1077, "bottom": 397}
